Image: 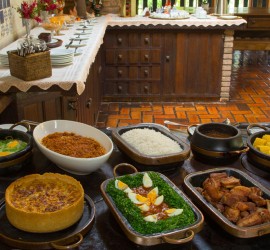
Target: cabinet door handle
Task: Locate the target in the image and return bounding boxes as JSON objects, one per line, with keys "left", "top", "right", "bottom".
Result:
{"left": 86, "top": 98, "right": 92, "bottom": 108}
{"left": 144, "top": 70, "right": 149, "bottom": 76}
{"left": 117, "top": 38, "right": 122, "bottom": 44}
{"left": 118, "top": 70, "right": 123, "bottom": 76}
{"left": 144, "top": 86, "right": 149, "bottom": 93}
{"left": 144, "top": 37, "right": 149, "bottom": 44}
{"left": 118, "top": 85, "right": 122, "bottom": 93}
{"left": 166, "top": 55, "right": 170, "bottom": 62}
{"left": 118, "top": 54, "right": 122, "bottom": 60}
{"left": 144, "top": 54, "right": 149, "bottom": 61}
{"left": 68, "top": 100, "right": 77, "bottom": 110}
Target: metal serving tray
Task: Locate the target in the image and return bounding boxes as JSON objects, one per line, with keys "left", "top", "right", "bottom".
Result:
{"left": 183, "top": 167, "right": 270, "bottom": 238}
{"left": 111, "top": 124, "right": 190, "bottom": 167}
{"left": 101, "top": 171, "right": 204, "bottom": 246}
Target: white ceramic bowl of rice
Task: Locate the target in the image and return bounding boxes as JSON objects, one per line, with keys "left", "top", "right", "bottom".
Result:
{"left": 112, "top": 124, "right": 190, "bottom": 167}
{"left": 33, "top": 120, "right": 113, "bottom": 175}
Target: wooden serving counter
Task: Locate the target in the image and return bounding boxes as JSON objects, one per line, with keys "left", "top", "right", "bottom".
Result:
{"left": 0, "top": 14, "right": 246, "bottom": 125}
{"left": 0, "top": 128, "right": 269, "bottom": 249}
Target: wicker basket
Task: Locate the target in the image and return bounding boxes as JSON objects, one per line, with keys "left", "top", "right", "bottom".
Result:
{"left": 8, "top": 50, "right": 52, "bottom": 81}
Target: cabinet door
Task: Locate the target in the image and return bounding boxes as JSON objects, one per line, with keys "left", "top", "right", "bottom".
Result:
{"left": 174, "top": 31, "right": 223, "bottom": 99}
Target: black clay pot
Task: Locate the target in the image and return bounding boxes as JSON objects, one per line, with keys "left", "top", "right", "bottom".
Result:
{"left": 190, "top": 123, "right": 247, "bottom": 165}
{"left": 0, "top": 123, "right": 33, "bottom": 175}
{"left": 246, "top": 130, "right": 270, "bottom": 172}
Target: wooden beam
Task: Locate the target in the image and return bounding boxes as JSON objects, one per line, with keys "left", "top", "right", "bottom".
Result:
{"left": 234, "top": 39, "right": 270, "bottom": 50}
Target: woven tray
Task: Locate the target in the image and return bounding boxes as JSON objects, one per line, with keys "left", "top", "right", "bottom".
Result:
{"left": 8, "top": 50, "right": 52, "bottom": 81}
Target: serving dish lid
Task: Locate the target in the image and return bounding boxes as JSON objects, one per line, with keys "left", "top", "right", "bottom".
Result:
{"left": 111, "top": 124, "right": 190, "bottom": 167}
{"left": 0, "top": 194, "right": 95, "bottom": 249}
{"left": 183, "top": 167, "right": 270, "bottom": 238}
{"left": 101, "top": 171, "right": 204, "bottom": 246}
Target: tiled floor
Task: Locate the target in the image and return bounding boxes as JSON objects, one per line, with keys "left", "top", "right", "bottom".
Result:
{"left": 96, "top": 51, "right": 270, "bottom": 129}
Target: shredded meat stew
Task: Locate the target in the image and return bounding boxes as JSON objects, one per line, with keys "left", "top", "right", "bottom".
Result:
{"left": 41, "top": 132, "right": 106, "bottom": 158}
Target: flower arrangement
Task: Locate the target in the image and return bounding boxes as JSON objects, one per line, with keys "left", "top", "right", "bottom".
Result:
{"left": 16, "top": 1, "right": 41, "bottom": 22}
{"left": 38, "top": 0, "right": 58, "bottom": 11}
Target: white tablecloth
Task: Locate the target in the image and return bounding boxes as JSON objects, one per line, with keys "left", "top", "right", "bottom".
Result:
{"left": 0, "top": 14, "right": 246, "bottom": 95}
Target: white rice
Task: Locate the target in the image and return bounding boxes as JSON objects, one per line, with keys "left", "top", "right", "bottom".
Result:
{"left": 121, "top": 128, "right": 182, "bottom": 156}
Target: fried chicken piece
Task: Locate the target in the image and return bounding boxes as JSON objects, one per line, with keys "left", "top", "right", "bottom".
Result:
{"left": 224, "top": 207, "right": 240, "bottom": 223}
{"left": 240, "top": 211, "right": 250, "bottom": 218}
{"left": 249, "top": 194, "right": 267, "bottom": 207}
{"left": 245, "top": 202, "right": 257, "bottom": 212}
{"left": 230, "top": 186, "right": 251, "bottom": 197}
{"left": 203, "top": 177, "right": 223, "bottom": 201}
{"left": 236, "top": 209, "right": 270, "bottom": 227}
{"left": 196, "top": 187, "right": 203, "bottom": 194}
{"left": 220, "top": 176, "right": 241, "bottom": 189}
{"left": 232, "top": 201, "right": 249, "bottom": 211}
{"left": 221, "top": 192, "right": 247, "bottom": 207}
{"left": 212, "top": 202, "right": 225, "bottom": 213}
{"left": 210, "top": 172, "right": 228, "bottom": 179}
{"left": 250, "top": 186, "right": 263, "bottom": 196}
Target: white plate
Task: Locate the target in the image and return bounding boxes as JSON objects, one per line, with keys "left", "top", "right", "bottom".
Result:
{"left": 74, "top": 32, "right": 92, "bottom": 35}
{"left": 0, "top": 124, "right": 27, "bottom": 132}
{"left": 76, "top": 27, "right": 93, "bottom": 30}
{"left": 50, "top": 49, "right": 74, "bottom": 56}
{"left": 70, "top": 36, "right": 90, "bottom": 41}
{"left": 66, "top": 42, "right": 87, "bottom": 48}
{"left": 52, "top": 61, "right": 73, "bottom": 66}
{"left": 51, "top": 58, "right": 73, "bottom": 64}
{"left": 46, "top": 38, "right": 59, "bottom": 44}
{"left": 219, "top": 15, "right": 239, "bottom": 20}
{"left": 74, "top": 48, "right": 84, "bottom": 56}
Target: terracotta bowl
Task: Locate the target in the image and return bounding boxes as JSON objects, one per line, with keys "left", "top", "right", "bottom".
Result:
{"left": 246, "top": 130, "right": 270, "bottom": 172}
{"left": 190, "top": 123, "right": 247, "bottom": 165}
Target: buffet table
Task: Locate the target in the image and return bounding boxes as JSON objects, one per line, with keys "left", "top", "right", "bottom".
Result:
{"left": 0, "top": 128, "right": 269, "bottom": 250}
{"left": 0, "top": 14, "right": 246, "bottom": 98}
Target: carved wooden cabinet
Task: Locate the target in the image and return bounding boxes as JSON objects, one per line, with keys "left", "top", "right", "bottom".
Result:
{"left": 102, "top": 28, "right": 224, "bottom": 102}
{"left": 102, "top": 29, "right": 162, "bottom": 101}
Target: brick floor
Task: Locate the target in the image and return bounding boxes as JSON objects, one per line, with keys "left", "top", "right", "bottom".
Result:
{"left": 96, "top": 51, "right": 270, "bottom": 129}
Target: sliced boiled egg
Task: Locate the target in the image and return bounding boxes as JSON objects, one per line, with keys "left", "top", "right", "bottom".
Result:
{"left": 0, "top": 151, "right": 11, "bottom": 156}
{"left": 115, "top": 180, "right": 128, "bottom": 191}
{"left": 138, "top": 204, "right": 150, "bottom": 212}
{"left": 143, "top": 173, "right": 153, "bottom": 188}
{"left": 144, "top": 214, "right": 158, "bottom": 223}
{"left": 165, "top": 208, "right": 183, "bottom": 217}
{"left": 7, "top": 140, "right": 19, "bottom": 148}
{"left": 128, "top": 192, "right": 144, "bottom": 204}
{"left": 153, "top": 195, "right": 164, "bottom": 206}
{"left": 147, "top": 187, "right": 158, "bottom": 203}
{"left": 123, "top": 187, "right": 133, "bottom": 194}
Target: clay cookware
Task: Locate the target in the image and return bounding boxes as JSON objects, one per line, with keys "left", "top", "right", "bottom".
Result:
{"left": 190, "top": 123, "right": 247, "bottom": 165}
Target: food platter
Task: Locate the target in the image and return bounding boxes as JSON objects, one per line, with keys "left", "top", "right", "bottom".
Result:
{"left": 101, "top": 171, "right": 204, "bottom": 246}
{"left": 183, "top": 168, "right": 270, "bottom": 238}
{"left": 0, "top": 195, "right": 95, "bottom": 249}
{"left": 111, "top": 124, "right": 190, "bottom": 171}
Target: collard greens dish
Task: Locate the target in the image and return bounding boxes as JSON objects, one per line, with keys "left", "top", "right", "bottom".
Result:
{"left": 105, "top": 171, "right": 196, "bottom": 235}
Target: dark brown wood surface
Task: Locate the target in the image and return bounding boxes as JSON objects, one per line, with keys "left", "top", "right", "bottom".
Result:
{"left": 0, "top": 129, "right": 270, "bottom": 249}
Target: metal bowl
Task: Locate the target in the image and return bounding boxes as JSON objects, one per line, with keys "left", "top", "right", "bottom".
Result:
{"left": 101, "top": 171, "right": 204, "bottom": 246}
{"left": 0, "top": 122, "right": 33, "bottom": 175}
{"left": 183, "top": 167, "right": 270, "bottom": 238}
{"left": 111, "top": 124, "right": 190, "bottom": 171}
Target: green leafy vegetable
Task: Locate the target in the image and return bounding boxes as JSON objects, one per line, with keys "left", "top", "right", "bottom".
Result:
{"left": 0, "top": 138, "right": 27, "bottom": 157}
{"left": 106, "top": 172, "right": 196, "bottom": 235}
